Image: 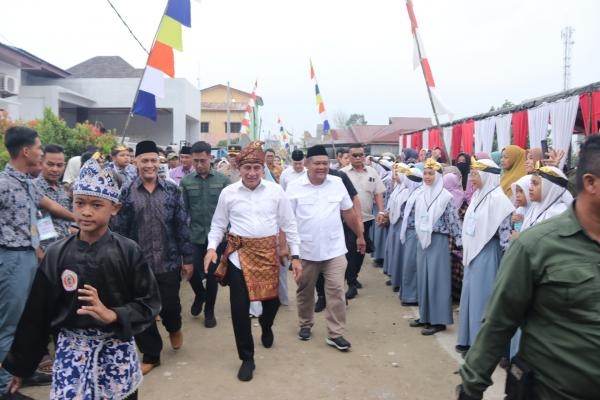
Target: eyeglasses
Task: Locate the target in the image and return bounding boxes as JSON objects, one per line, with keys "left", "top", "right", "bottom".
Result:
{"left": 351, "top": 153, "right": 364, "bottom": 158}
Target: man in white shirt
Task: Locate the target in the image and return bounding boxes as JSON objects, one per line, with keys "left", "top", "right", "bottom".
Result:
{"left": 204, "top": 141, "right": 302, "bottom": 382}
{"left": 279, "top": 149, "right": 306, "bottom": 190}
{"left": 287, "top": 145, "right": 365, "bottom": 351}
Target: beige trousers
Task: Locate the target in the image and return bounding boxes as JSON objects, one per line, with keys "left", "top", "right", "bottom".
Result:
{"left": 296, "top": 255, "right": 347, "bottom": 338}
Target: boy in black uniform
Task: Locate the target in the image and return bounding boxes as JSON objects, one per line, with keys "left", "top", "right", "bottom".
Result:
{"left": 2, "top": 158, "right": 160, "bottom": 400}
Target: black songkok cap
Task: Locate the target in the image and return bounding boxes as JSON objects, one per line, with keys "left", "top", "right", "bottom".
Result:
{"left": 180, "top": 146, "right": 192, "bottom": 155}
{"left": 306, "top": 145, "right": 328, "bottom": 158}
{"left": 291, "top": 149, "right": 305, "bottom": 161}
{"left": 135, "top": 140, "right": 159, "bottom": 157}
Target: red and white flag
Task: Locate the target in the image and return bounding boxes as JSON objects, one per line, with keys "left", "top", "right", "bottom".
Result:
{"left": 406, "top": 0, "right": 452, "bottom": 118}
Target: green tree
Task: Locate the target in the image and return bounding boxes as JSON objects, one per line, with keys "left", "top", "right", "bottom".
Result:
{"left": 0, "top": 108, "right": 119, "bottom": 169}
{"left": 346, "top": 113, "right": 367, "bottom": 127}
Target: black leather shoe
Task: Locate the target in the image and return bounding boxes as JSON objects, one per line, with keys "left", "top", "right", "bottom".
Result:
{"left": 409, "top": 319, "right": 429, "bottom": 328}
{"left": 385, "top": 279, "right": 392, "bottom": 286}
{"left": 455, "top": 344, "right": 470, "bottom": 354}
{"left": 354, "top": 280, "right": 363, "bottom": 289}
{"left": 261, "top": 327, "right": 274, "bottom": 348}
{"left": 298, "top": 327, "right": 311, "bottom": 341}
{"left": 421, "top": 324, "right": 446, "bottom": 335}
{"left": 401, "top": 301, "right": 418, "bottom": 306}
{"left": 237, "top": 360, "right": 255, "bottom": 381}
{"left": 314, "top": 296, "right": 326, "bottom": 313}
{"left": 345, "top": 285, "right": 358, "bottom": 299}
{"left": 190, "top": 296, "right": 204, "bottom": 317}
{"left": 204, "top": 313, "right": 217, "bottom": 328}
{"left": 21, "top": 371, "right": 52, "bottom": 387}
{"left": 392, "top": 286, "right": 400, "bottom": 292}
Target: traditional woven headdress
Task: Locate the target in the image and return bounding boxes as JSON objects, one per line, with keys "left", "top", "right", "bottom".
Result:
{"left": 394, "top": 162, "right": 410, "bottom": 174}
{"left": 73, "top": 157, "right": 121, "bottom": 203}
{"left": 535, "top": 163, "right": 568, "bottom": 188}
{"left": 424, "top": 158, "right": 442, "bottom": 172}
{"left": 405, "top": 167, "right": 423, "bottom": 182}
{"left": 470, "top": 157, "right": 501, "bottom": 174}
{"left": 237, "top": 141, "right": 265, "bottom": 165}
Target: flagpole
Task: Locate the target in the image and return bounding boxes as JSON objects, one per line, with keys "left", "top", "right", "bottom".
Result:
{"left": 413, "top": 35, "right": 440, "bottom": 129}
{"left": 120, "top": 0, "right": 172, "bottom": 143}
{"left": 413, "top": 31, "right": 451, "bottom": 159}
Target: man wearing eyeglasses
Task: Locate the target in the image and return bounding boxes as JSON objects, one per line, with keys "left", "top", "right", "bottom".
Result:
{"left": 340, "top": 144, "right": 386, "bottom": 299}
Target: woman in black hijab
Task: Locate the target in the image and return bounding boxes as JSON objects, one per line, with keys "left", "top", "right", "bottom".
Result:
{"left": 455, "top": 152, "right": 470, "bottom": 190}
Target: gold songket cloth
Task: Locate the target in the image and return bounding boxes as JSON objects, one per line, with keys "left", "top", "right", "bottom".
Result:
{"left": 215, "top": 234, "right": 279, "bottom": 301}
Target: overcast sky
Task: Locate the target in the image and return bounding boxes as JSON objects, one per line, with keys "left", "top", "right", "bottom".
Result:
{"left": 2, "top": 0, "right": 599, "bottom": 140}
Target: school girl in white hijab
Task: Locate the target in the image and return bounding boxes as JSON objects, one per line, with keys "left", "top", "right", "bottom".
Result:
{"left": 409, "top": 159, "right": 462, "bottom": 335}
{"left": 383, "top": 164, "right": 416, "bottom": 290}
{"left": 521, "top": 166, "right": 573, "bottom": 231}
{"left": 456, "top": 159, "right": 514, "bottom": 353}
{"left": 398, "top": 167, "right": 424, "bottom": 305}
{"left": 509, "top": 165, "right": 572, "bottom": 358}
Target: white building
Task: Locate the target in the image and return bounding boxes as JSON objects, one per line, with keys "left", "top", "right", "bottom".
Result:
{"left": 0, "top": 42, "right": 200, "bottom": 147}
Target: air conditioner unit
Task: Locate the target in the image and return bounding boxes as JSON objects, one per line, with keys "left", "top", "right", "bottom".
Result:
{"left": 0, "top": 75, "right": 18, "bottom": 96}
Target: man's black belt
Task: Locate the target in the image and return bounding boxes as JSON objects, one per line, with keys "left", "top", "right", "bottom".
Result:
{"left": 0, "top": 245, "right": 34, "bottom": 251}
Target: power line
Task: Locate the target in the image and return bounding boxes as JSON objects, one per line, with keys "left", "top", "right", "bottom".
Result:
{"left": 105, "top": 0, "right": 149, "bottom": 55}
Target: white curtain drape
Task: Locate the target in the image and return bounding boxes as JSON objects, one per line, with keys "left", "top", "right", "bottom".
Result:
{"left": 549, "top": 95, "right": 579, "bottom": 168}
{"left": 495, "top": 113, "right": 512, "bottom": 150}
{"left": 407, "top": 134, "right": 412, "bottom": 149}
{"left": 422, "top": 129, "right": 429, "bottom": 150}
{"left": 527, "top": 103, "right": 551, "bottom": 150}
{"left": 442, "top": 126, "right": 453, "bottom": 159}
{"left": 474, "top": 117, "right": 496, "bottom": 155}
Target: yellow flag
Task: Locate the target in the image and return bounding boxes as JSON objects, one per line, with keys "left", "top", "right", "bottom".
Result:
{"left": 156, "top": 15, "right": 183, "bottom": 51}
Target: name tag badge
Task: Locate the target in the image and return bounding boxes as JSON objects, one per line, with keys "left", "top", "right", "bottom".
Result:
{"left": 37, "top": 215, "right": 58, "bottom": 241}
{"left": 419, "top": 214, "right": 430, "bottom": 232}
{"left": 464, "top": 215, "right": 477, "bottom": 236}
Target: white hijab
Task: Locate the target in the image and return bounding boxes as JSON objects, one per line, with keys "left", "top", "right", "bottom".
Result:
{"left": 462, "top": 160, "right": 514, "bottom": 267}
{"left": 414, "top": 167, "right": 453, "bottom": 249}
{"left": 511, "top": 174, "right": 533, "bottom": 215}
{"left": 399, "top": 168, "right": 424, "bottom": 243}
{"left": 522, "top": 167, "right": 573, "bottom": 231}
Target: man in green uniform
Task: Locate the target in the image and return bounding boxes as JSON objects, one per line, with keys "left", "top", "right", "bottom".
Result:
{"left": 457, "top": 134, "right": 600, "bottom": 400}
{"left": 181, "top": 141, "right": 231, "bottom": 327}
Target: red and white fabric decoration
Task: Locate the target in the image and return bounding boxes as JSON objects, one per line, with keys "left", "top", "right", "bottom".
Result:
{"left": 474, "top": 117, "right": 496, "bottom": 155}
{"left": 494, "top": 114, "right": 512, "bottom": 150}
{"left": 527, "top": 103, "right": 551, "bottom": 150}
{"left": 549, "top": 95, "right": 579, "bottom": 168}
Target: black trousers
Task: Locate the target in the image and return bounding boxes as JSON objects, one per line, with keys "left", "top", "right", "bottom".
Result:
{"left": 190, "top": 243, "right": 221, "bottom": 316}
{"left": 136, "top": 269, "right": 182, "bottom": 364}
{"left": 228, "top": 262, "right": 280, "bottom": 361}
{"left": 344, "top": 220, "right": 373, "bottom": 285}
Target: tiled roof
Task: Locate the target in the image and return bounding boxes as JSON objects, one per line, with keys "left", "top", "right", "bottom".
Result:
{"left": 66, "top": 56, "right": 143, "bottom": 78}
{"left": 331, "top": 117, "right": 432, "bottom": 144}
{"left": 0, "top": 41, "right": 69, "bottom": 77}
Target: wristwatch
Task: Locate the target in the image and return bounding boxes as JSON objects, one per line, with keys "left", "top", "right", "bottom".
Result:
{"left": 291, "top": 255, "right": 300, "bottom": 260}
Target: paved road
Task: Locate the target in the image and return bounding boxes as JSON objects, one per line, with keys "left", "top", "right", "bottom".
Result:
{"left": 22, "top": 259, "right": 505, "bottom": 399}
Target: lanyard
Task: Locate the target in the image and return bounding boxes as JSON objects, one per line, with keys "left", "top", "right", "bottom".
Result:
{"left": 527, "top": 189, "right": 567, "bottom": 228}
{"left": 425, "top": 189, "right": 443, "bottom": 212}
{"left": 472, "top": 186, "right": 499, "bottom": 213}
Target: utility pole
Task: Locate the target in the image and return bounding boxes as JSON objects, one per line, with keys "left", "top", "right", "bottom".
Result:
{"left": 561, "top": 26, "right": 575, "bottom": 91}
{"left": 226, "top": 81, "right": 231, "bottom": 146}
